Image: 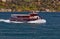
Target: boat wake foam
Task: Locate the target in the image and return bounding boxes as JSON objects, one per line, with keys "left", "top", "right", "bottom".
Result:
{"left": 0, "top": 19, "right": 46, "bottom": 24}
{"left": 27, "top": 19, "right": 46, "bottom": 23}
{"left": 0, "top": 19, "right": 10, "bottom": 23}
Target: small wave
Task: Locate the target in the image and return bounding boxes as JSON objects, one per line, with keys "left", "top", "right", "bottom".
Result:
{"left": 0, "top": 19, "right": 46, "bottom": 24}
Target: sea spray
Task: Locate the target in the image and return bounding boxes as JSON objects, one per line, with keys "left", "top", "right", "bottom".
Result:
{"left": 27, "top": 19, "right": 46, "bottom": 23}
{"left": 0, "top": 19, "right": 46, "bottom": 24}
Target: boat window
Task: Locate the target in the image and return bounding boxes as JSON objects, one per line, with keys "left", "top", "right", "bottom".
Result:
{"left": 30, "top": 14, "right": 38, "bottom": 16}
{"left": 17, "top": 16, "right": 20, "bottom": 18}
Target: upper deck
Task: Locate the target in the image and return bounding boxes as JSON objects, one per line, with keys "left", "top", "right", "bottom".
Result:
{"left": 11, "top": 14, "right": 29, "bottom": 17}
{"left": 11, "top": 12, "right": 38, "bottom": 17}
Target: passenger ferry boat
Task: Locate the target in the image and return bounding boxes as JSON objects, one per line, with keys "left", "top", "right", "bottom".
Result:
{"left": 10, "top": 12, "right": 41, "bottom": 22}
{"left": 0, "top": 11, "right": 46, "bottom": 23}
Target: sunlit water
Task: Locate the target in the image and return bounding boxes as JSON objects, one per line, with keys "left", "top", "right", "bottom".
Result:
{"left": 0, "top": 12, "right": 60, "bottom": 39}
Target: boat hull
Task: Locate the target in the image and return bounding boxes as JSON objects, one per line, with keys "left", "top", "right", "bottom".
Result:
{"left": 10, "top": 17, "right": 38, "bottom": 21}
{"left": 10, "top": 19, "right": 46, "bottom": 23}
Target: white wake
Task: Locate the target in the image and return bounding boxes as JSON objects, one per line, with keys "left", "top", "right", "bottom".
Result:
{"left": 27, "top": 19, "right": 46, "bottom": 23}
{"left": 0, "top": 19, "right": 10, "bottom": 23}
{"left": 0, "top": 19, "right": 46, "bottom": 24}
{"left": 0, "top": 19, "right": 23, "bottom": 23}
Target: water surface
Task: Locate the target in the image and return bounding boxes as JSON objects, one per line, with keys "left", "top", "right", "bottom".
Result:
{"left": 0, "top": 12, "right": 60, "bottom": 39}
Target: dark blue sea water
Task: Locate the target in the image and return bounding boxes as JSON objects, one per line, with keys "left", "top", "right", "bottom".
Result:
{"left": 0, "top": 12, "right": 60, "bottom": 39}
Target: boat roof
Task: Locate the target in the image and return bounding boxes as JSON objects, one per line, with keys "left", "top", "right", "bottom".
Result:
{"left": 11, "top": 14, "right": 29, "bottom": 16}
{"left": 11, "top": 13, "right": 38, "bottom": 16}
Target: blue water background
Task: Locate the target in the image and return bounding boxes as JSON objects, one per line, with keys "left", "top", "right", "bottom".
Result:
{"left": 0, "top": 12, "right": 60, "bottom": 39}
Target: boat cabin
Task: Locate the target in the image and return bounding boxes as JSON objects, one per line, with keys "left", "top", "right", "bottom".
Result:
{"left": 10, "top": 13, "right": 40, "bottom": 21}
